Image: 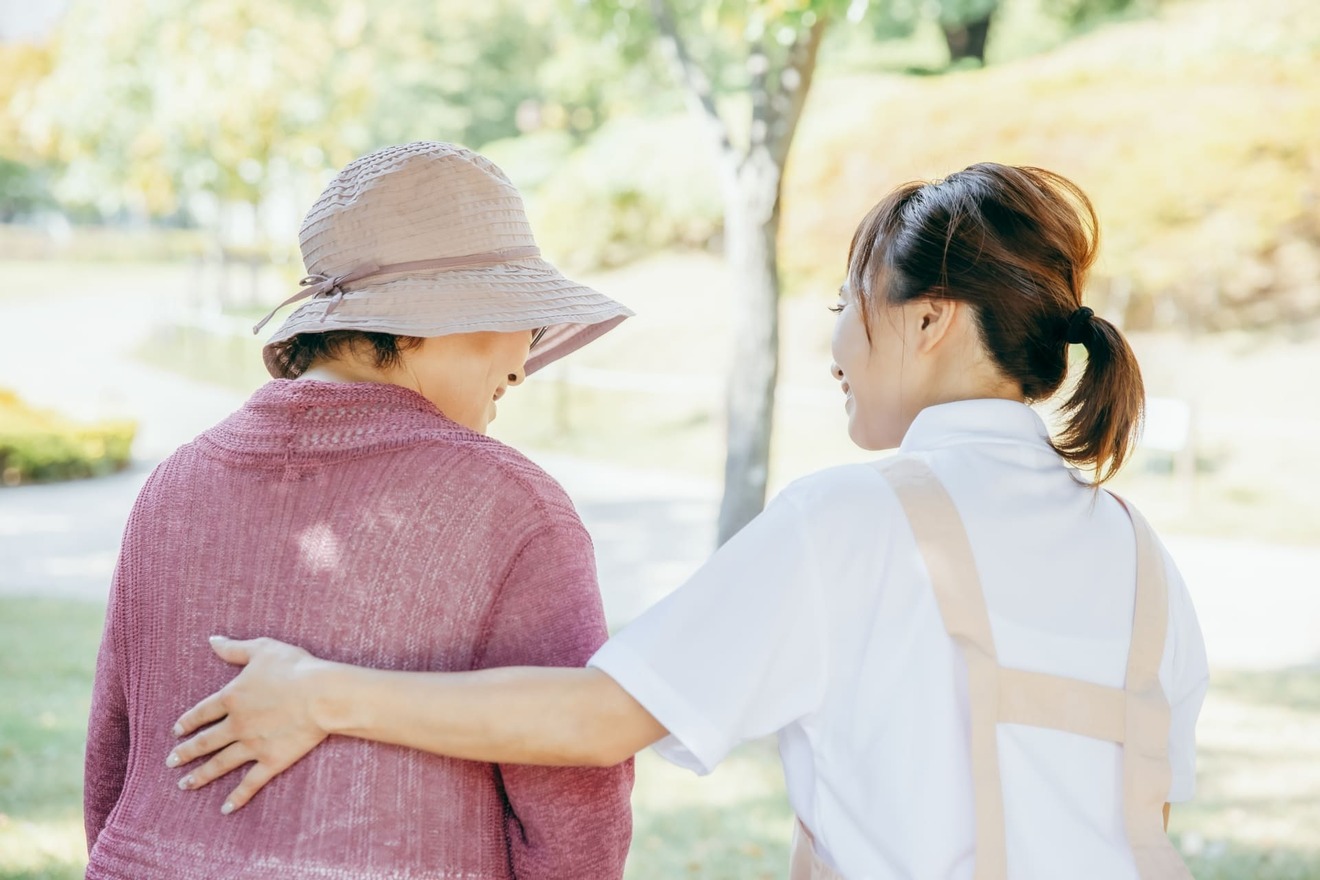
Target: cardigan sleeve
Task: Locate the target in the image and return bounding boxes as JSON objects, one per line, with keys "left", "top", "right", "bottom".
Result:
{"left": 474, "top": 517, "right": 634, "bottom": 880}
{"left": 84, "top": 551, "right": 132, "bottom": 852}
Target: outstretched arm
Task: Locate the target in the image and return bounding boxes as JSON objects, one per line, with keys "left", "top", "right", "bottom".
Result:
{"left": 169, "top": 636, "right": 666, "bottom": 813}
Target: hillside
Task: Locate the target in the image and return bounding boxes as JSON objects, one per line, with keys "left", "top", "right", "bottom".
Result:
{"left": 782, "top": 0, "right": 1320, "bottom": 330}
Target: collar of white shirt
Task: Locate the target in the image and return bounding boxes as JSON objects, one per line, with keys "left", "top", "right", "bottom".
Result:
{"left": 899, "top": 399, "right": 1054, "bottom": 454}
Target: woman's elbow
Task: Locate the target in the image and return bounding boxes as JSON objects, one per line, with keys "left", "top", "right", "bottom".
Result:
{"left": 553, "top": 719, "right": 635, "bottom": 767}
{"left": 582, "top": 707, "right": 666, "bottom": 768}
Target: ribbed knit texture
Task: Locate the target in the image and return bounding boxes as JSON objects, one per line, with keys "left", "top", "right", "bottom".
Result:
{"left": 84, "top": 379, "right": 633, "bottom": 879}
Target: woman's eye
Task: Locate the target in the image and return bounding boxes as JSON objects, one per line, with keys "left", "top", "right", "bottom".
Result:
{"left": 828, "top": 304, "right": 845, "bottom": 314}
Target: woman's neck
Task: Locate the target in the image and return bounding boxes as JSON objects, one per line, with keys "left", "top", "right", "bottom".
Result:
{"left": 298, "top": 359, "right": 404, "bottom": 388}
{"left": 298, "top": 352, "right": 491, "bottom": 435}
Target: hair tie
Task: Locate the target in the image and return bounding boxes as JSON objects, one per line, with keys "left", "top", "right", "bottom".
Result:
{"left": 1065, "top": 306, "right": 1096, "bottom": 345}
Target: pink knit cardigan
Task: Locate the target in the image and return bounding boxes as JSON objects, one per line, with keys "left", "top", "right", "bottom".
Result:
{"left": 84, "top": 380, "right": 634, "bottom": 879}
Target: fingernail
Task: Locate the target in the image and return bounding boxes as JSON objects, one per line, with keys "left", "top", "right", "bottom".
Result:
{"left": 178, "top": 775, "right": 193, "bottom": 790}
{"left": 166, "top": 753, "right": 180, "bottom": 768}
{"left": 221, "top": 802, "right": 234, "bottom": 815}
{"left": 209, "top": 635, "right": 223, "bottom": 643}
{"left": 172, "top": 723, "right": 183, "bottom": 737}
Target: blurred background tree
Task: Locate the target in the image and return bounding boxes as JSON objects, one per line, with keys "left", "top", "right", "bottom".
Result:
{"left": 575, "top": 0, "right": 840, "bottom": 543}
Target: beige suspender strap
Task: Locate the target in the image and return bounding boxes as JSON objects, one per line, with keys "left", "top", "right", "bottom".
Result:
{"left": 880, "top": 457, "right": 1010, "bottom": 880}
{"left": 877, "top": 459, "right": 1193, "bottom": 880}
{"left": 1114, "top": 498, "right": 1195, "bottom": 879}
{"left": 790, "top": 820, "right": 845, "bottom": 880}
{"left": 997, "top": 668, "right": 1126, "bottom": 742}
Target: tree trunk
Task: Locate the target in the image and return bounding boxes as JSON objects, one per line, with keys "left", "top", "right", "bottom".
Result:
{"left": 645, "top": 0, "right": 825, "bottom": 545}
{"left": 941, "top": 10, "right": 994, "bottom": 64}
{"left": 716, "top": 150, "right": 782, "bottom": 545}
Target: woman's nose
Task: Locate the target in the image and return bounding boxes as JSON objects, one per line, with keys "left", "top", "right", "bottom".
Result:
{"left": 507, "top": 371, "right": 525, "bottom": 386}
{"left": 830, "top": 363, "right": 844, "bottom": 381}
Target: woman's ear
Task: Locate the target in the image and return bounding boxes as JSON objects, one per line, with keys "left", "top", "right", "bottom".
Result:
{"left": 913, "top": 297, "right": 959, "bottom": 353}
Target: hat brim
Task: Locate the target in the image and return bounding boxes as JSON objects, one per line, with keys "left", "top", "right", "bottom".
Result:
{"left": 261, "top": 258, "right": 633, "bottom": 379}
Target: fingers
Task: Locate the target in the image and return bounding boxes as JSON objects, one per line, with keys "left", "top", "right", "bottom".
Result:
{"left": 173, "top": 635, "right": 268, "bottom": 737}
{"left": 175, "top": 741, "right": 254, "bottom": 795}
{"left": 168, "top": 717, "right": 237, "bottom": 768}
{"left": 208, "top": 635, "right": 258, "bottom": 666}
{"left": 220, "top": 762, "right": 281, "bottom": 814}
{"left": 172, "top": 690, "right": 228, "bottom": 739}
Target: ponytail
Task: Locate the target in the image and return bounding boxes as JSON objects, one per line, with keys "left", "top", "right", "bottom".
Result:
{"left": 848, "top": 162, "right": 1147, "bottom": 483}
{"left": 1053, "top": 313, "right": 1145, "bottom": 484}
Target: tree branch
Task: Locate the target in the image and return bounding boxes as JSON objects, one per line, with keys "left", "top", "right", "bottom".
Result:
{"left": 766, "top": 15, "right": 828, "bottom": 168}
{"left": 650, "top": 0, "right": 736, "bottom": 163}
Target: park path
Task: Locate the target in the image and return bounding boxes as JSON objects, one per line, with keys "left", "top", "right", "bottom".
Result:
{"left": 0, "top": 284, "right": 1316, "bottom": 670}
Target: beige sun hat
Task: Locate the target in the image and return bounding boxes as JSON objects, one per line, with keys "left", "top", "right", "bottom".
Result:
{"left": 255, "top": 141, "right": 633, "bottom": 378}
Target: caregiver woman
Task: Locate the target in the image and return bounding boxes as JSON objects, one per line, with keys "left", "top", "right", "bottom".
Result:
{"left": 171, "top": 164, "right": 1209, "bottom": 879}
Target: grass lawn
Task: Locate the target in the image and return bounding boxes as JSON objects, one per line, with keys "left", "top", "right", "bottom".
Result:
{"left": 0, "top": 599, "right": 102, "bottom": 880}
{"left": 2, "top": 596, "right": 1318, "bottom": 878}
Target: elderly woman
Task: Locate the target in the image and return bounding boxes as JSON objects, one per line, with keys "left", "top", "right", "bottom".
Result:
{"left": 83, "top": 142, "right": 635, "bottom": 879}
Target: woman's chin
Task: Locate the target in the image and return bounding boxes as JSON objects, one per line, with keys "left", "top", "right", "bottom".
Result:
{"left": 846, "top": 418, "right": 874, "bottom": 451}
{"left": 847, "top": 417, "right": 897, "bottom": 452}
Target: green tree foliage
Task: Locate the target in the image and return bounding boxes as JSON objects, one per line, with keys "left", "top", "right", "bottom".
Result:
{"left": 13, "top": 0, "right": 643, "bottom": 217}
{"left": 0, "top": 41, "right": 56, "bottom": 217}
{"left": 576, "top": 0, "right": 847, "bottom": 146}
{"left": 0, "top": 157, "right": 53, "bottom": 220}
{"left": 862, "top": 0, "right": 1149, "bottom": 65}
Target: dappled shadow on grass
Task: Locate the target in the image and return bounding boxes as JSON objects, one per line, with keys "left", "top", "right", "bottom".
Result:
{"left": 626, "top": 741, "right": 792, "bottom": 880}
{"left": 0, "top": 599, "right": 103, "bottom": 823}
{"left": 0, "top": 600, "right": 99, "bottom": 880}
{"left": 1178, "top": 842, "right": 1320, "bottom": 880}
{"left": 0, "top": 867, "right": 84, "bottom": 880}
{"left": 0, "top": 814, "right": 85, "bottom": 880}
{"left": 628, "top": 800, "right": 791, "bottom": 880}
{"left": 1167, "top": 668, "right": 1320, "bottom": 877}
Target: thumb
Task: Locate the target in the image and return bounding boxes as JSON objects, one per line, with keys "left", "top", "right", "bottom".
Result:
{"left": 208, "top": 635, "right": 256, "bottom": 666}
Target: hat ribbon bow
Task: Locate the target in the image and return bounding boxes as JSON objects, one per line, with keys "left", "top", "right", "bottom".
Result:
{"left": 251, "top": 246, "right": 542, "bottom": 335}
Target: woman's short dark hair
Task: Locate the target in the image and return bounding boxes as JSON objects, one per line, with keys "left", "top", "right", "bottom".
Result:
{"left": 266, "top": 331, "right": 424, "bottom": 380}
{"left": 848, "top": 163, "right": 1144, "bottom": 483}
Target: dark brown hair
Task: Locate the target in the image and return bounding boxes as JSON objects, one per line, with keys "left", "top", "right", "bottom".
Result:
{"left": 266, "top": 331, "right": 424, "bottom": 380}
{"left": 847, "top": 163, "right": 1144, "bottom": 483}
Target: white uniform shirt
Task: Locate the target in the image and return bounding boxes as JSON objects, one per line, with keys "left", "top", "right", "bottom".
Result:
{"left": 589, "top": 399, "right": 1209, "bottom": 880}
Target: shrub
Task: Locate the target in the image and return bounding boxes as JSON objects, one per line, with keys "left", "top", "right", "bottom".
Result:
{"left": 515, "top": 116, "right": 724, "bottom": 273}
{"left": 0, "top": 390, "right": 136, "bottom": 485}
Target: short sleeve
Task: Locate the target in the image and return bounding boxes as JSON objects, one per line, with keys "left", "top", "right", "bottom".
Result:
{"left": 1162, "top": 553, "right": 1209, "bottom": 803}
{"left": 588, "top": 488, "right": 828, "bottom": 775}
